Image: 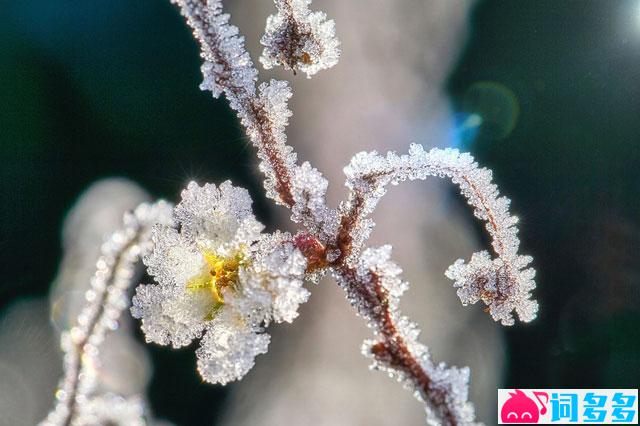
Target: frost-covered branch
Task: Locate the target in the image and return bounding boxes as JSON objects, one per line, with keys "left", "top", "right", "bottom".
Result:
{"left": 333, "top": 247, "right": 477, "bottom": 425}
{"left": 162, "top": 2, "right": 537, "bottom": 424}
{"left": 41, "top": 202, "right": 173, "bottom": 426}
{"left": 173, "top": 0, "right": 301, "bottom": 208}
{"left": 323, "top": 146, "right": 537, "bottom": 424}
{"left": 340, "top": 144, "right": 538, "bottom": 325}
{"left": 172, "top": 0, "right": 340, "bottom": 239}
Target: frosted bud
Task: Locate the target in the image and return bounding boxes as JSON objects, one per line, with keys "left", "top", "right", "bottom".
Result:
{"left": 445, "top": 251, "right": 538, "bottom": 326}
{"left": 260, "top": 0, "right": 340, "bottom": 77}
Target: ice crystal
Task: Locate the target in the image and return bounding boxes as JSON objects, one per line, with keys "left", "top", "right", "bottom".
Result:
{"left": 356, "top": 245, "right": 407, "bottom": 302}
{"left": 290, "top": 161, "right": 340, "bottom": 242}
{"left": 445, "top": 251, "right": 537, "bottom": 325}
{"left": 343, "top": 144, "right": 538, "bottom": 325}
{"left": 260, "top": 0, "right": 340, "bottom": 78}
{"left": 249, "top": 79, "right": 299, "bottom": 206}
{"left": 131, "top": 181, "right": 309, "bottom": 384}
{"left": 195, "top": 309, "right": 271, "bottom": 384}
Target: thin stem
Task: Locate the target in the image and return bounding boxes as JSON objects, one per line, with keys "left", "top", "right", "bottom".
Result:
{"left": 173, "top": 0, "right": 295, "bottom": 207}
{"left": 43, "top": 202, "right": 171, "bottom": 426}
{"left": 339, "top": 147, "right": 524, "bottom": 292}
{"left": 335, "top": 264, "right": 460, "bottom": 425}
{"left": 61, "top": 236, "right": 142, "bottom": 426}
{"left": 247, "top": 100, "right": 295, "bottom": 207}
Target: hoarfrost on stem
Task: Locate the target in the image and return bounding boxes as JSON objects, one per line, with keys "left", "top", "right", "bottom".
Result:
{"left": 337, "top": 246, "right": 479, "bottom": 425}
{"left": 173, "top": 0, "right": 297, "bottom": 207}
{"left": 342, "top": 144, "right": 538, "bottom": 326}
{"left": 40, "top": 201, "right": 174, "bottom": 426}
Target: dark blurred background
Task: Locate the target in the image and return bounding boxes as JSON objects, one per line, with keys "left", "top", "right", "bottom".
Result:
{"left": 1, "top": 1, "right": 639, "bottom": 425}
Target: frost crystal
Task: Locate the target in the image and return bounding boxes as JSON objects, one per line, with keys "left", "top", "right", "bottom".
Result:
{"left": 131, "top": 181, "right": 309, "bottom": 384}
{"left": 290, "top": 161, "right": 340, "bottom": 242}
{"left": 260, "top": 0, "right": 340, "bottom": 78}
{"left": 342, "top": 144, "right": 538, "bottom": 325}
{"left": 445, "top": 251, "right": 537, "bottom": 325}
{"left": 250, "top": 79, "right": 299, "bottom": 205}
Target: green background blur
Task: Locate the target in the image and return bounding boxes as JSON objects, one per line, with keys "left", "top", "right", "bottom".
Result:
{"left": 1, "top": 1, "right": 639, "bottom": 425}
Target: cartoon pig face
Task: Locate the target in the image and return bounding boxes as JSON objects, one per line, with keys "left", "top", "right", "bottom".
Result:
{"left": 501, "top": 390, "right": 540, "bottom": 423}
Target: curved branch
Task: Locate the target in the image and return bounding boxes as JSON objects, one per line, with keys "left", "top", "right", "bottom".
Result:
{"left": 337, "top": 144, "right": 538, "bottom": 325}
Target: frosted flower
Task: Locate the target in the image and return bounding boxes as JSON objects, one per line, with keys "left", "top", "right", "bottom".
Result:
{"left": 132, "top": 181, "right": 309, "bottom": 384}
{"left": 260, "top": 0, "right": 340, "bottom": 77}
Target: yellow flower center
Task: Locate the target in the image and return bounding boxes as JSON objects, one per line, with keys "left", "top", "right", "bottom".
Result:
{"left": 187, "top": 250, "right": 245, "bottom": 320}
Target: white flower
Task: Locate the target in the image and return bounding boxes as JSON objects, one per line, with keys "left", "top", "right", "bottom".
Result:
{"left": 132, "top": 181, "right": 309, "bottom": 384}
{"left": 260, "top": 0, "right": 340, "bottom": 78}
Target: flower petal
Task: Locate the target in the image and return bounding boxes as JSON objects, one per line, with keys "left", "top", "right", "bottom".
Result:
{"left": 196, "top": 311, "right": 270, "bottom": 384}
{"left": 232, "top": 232, "right": 309, "bottom": 324}
{"left": 131, "top": 284, "right": 207, "bottom": 348}
{"left": 143, "top": 226, "right": 204, "bottom": 289}
{"left": 174, "top": 181, "right": 257, "bottom": 247}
